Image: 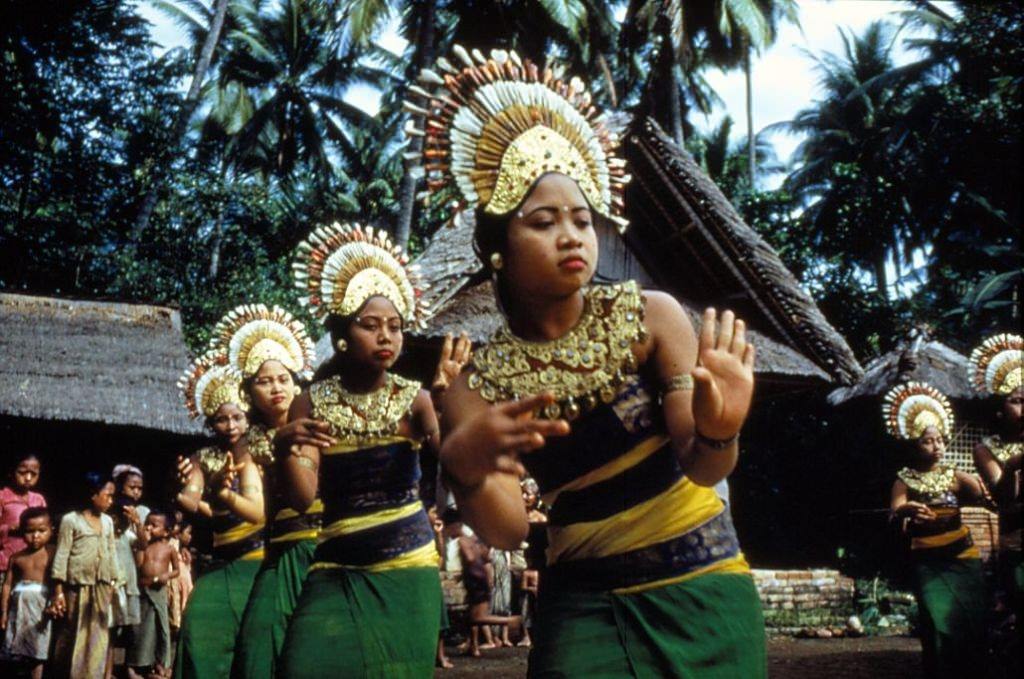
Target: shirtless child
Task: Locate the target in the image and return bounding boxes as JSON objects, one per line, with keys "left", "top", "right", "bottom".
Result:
{"left": 127, "top": 511, "right": 179, "bottom": 679}
{"left": 0, "top": 508, "right": 54, "bottom": 679}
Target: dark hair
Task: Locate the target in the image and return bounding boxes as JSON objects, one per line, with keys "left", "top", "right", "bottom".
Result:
{"left": 19, "top": 507, "right": 51, "bottom": 530}
{"left": 146, "top": 510, "right": 172, "bottom": 530}
{"left": 79, "top": 471, "right": 111, "bottom": 507}
{"left": 10, "top": 453, "right": 39, "bottom": 471}
{"left": 441, "top": 506, "right": 462, "bottom": 524}
{"left": 114, "top": 469, "right": 142, "bottom": 490}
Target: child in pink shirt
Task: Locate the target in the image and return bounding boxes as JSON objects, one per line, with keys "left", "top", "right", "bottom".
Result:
{"left": 0, "top": 455, "right": 48, "bottom": 583}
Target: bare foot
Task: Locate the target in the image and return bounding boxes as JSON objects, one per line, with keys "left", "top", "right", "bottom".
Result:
{"left": 436, "top": 657, "right": 454, "bottom": 669}
{"left": 516, "top": 638, "right": 532, "bottom": 648}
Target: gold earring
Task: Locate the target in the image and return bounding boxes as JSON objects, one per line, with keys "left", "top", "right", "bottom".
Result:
{"left": 490, "top": 252, "right": 504, "bottom": 270}
{"left": 335, "top": 338, "right": 347, "bottom": 352}
{"left": 293, "top": 385, "right": 301, "bottom": 396}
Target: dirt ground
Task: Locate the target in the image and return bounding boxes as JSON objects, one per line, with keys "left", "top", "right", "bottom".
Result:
{"left": 437, "top": 636, "right": 921, "bottom": 678}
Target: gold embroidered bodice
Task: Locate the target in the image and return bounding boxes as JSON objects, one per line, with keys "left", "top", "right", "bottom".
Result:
{"left": 468, "top": 281, "right": 648, "bottom": 420}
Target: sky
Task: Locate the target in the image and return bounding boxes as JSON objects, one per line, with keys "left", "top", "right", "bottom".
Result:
{"left": 137, "top": 0, "right": 953, "bottom": 179}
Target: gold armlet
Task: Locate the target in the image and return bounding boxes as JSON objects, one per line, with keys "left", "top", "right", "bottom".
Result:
{"left": 294, "top": 455, "right": 318, "bottom": 472}
{"left": 662, "top": 374, "right": 694, "bottom": 395}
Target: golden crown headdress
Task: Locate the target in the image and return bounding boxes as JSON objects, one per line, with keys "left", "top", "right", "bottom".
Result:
{"left": 404, "top": 45, "right": 629, "bottom": 232}
{"left": 968, "top": 333, "right": 1022, "bottom": 396}
{"left": 293, "top": 223, "right": 428, "bottom": 327}
{"left": 178, "top": 351, "right": 249, "bottom": 419}
{"left": 882, "top": 381, "right": 955, "bottom": 440}
{"left": 210, "top": 304, "right": 315, "bottom": 380}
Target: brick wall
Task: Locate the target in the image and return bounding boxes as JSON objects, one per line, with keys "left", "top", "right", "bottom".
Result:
{"left": 962, "top": 506, "right": 999, "bottom": 560}
{"left": 752, "top": 569, "right": 856, "bottom": 634}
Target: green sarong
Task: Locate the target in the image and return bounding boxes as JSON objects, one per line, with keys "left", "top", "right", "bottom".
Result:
{"left": 173, "top": 558, "right": 261, "bottom": 679}
{"left": 528, "top": 572, "right": 766, "bottom": 679}
{"left": 279, "top": 566, "right": 441, "bottom": 679}
{"left": 913, "top": 559, "right": 988, "bottom": 679}
{"left": 231, "top": 540, "right": 315, "bottom": 679}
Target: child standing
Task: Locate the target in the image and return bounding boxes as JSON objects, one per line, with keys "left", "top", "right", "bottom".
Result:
{"left": 128, "top": 511, "right": 180, "bottom": 678}
{"left": 0, "top": 508, "right": 54, "bottom": 679}
{"left": 49, "top": 472, "right": 122, "bottom": 679}
{"left": 167, "top": 522, "right": 193, "bottom": 636}
{"left": 1, "top": 455, "right": 47, "bottom": 589}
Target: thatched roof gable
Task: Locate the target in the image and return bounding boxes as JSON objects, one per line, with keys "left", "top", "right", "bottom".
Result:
{"left": 623, "top": 119, "right": 862, "bottom": 384}
{"left": 828, "top": 332, "right": 977, "bottom": 405}
{"left": 0, "top": 293, "right": 202, "bottom": 435}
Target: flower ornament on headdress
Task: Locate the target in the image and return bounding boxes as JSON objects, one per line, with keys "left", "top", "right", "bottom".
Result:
{"left": 968, "top": 333, "right": 1022, "bottom": 396}
{"left": 178, "top": 351, "right": 249, "bottom": 420}
{"left": 210, "top": 304, "right": 315, "bottom": 380}
{"left": 882, "top": 381, "right": 955, "bottom": 440}
{"left": 404, "top": 46, "right": 630, "bottom": 232}
{"left": 293, "top": 222, "right": 428, "bottom": 328}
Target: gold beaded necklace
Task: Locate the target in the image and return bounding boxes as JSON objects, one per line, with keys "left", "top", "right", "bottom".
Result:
{"left": 468, "top": 281, "right": 647, "bottom": 420}
{"left": 309, "top": 373, "right": 420, "bottom": 444}
{"left": 898, "top": 464, "right": 956, "bottom": 502}
{"left": 983, "top": 435, "right": 1023, "bottom": 464}
{"left": 245, "top": 423, "right": 277, "bottom": 466}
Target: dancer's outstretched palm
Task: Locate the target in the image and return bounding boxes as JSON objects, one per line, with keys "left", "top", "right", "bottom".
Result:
{"left": 692, "top": 309, "right": 755, "bottom": 441}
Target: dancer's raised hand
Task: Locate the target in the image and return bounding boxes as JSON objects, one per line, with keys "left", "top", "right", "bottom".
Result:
{"left": 433, "top": 332, "right": 473, "bottom": 393}
{"left": 441, "top": 392, "right": 569, "bottom": 490}
{"left": 691, "top": 309, "right": 755, "bottom": 441}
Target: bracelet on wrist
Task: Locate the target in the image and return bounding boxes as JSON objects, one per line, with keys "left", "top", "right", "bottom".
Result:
{"left": 694, "top": 430, "right": 739, "bottom": 450}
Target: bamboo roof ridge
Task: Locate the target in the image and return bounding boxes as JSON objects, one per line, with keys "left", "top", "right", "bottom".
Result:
{"left": 828, "top": 327, "right": 978, "bottom": 405}
{"left": 402, "top": 116, "right": 861, "bottom": 388}
{"left": 0, "top": 293, "right": 203, "bottom": 435}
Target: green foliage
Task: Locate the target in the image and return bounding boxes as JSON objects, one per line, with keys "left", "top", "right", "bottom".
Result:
{"left": 0, "top": 0, "right": 1019, "bottom": 360}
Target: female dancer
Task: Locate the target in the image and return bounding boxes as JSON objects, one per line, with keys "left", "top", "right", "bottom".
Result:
{"left": 969, "top": 335, "right": 1022, "bottom": 582}
{"left": 969, "top": 333, "right": 1021, "bottom": 675}
{"left": 279, "top": 224, "right": 466, "bottom": 677}
{"left": 174, "top": 352, "right": 265, "bottom": 679}
{"left": 204, "top": 303, "right": 324, "bottom": 679}
{"left": 884, "top": 381, "right": 987, "bottom": 679}
{"left": 406, "top": 47, "right": 764, "bottom": 677}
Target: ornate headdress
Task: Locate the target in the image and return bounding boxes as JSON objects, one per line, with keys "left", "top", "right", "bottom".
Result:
{"left": 404, "top": 46, "right": 629, "bottom": 232}
{"left": 178, "top": 351, "right": 248, "bottom": 420}
{"left": 293, "top": 223, "right": 427, "bottom": 327}
{"left": 968, "top": 333, "right": 1022, "bottom": 396}
{"left": 882, "top": 381, "right": 955, "bottom": 440}
{"left": 210, "top": 304, "right": 315, "bottom": 380}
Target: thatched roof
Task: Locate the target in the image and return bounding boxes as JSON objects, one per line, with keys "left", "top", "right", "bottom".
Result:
{"left": 622, "top": 119, "right": 862, "bottom": 384}
{"left": 0, "top": 293, "right": 203, "bottom": 435}
{"left": 827, "top": 329, "right": 978, "bottom": 405}
{"left": 406, "top": 116, "right": 860, "bottom": 388}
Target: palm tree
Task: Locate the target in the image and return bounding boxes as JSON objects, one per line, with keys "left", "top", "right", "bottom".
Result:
{"left": 688, "top": 115, "right": 782, "bottom": 199}
{"left": 133, "top": 0, "right": 232, "bottom": 241}
{"left": 213, "top": 0, "right": 399, "bottom": 183}
{"left": 620, "top": 0, "right": 785, "bottom": 145}
{"left": 771, "top": 21, "right": 921, "bottom": 297}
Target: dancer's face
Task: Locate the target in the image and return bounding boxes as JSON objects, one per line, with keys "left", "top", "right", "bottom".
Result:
{"left": 504, "top": 173, "right": 598, "bottom": 301}
{"left": 249, "top": 360, "right": 295, "bottom": 422}
{"left": 915, "top": 426, "right": 945, "bottom": 465}
{"left": 209, "top": 403, "right": 248, "bottom": 445}
{"left": 1000, "top": 388, "right": 1023, "bottom": 430}
{"left": 348, "top": 296, "right": 403, "bottom": 371}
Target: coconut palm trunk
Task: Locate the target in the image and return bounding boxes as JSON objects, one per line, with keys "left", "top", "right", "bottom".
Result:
{"left": 132, "top": 0, "right": 231, "bottom": 243}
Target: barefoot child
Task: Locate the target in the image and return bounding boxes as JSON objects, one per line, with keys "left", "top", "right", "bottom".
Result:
{"left": 0, "top": 508, "right": 55, "bottom": 679}
{"left": 128, "top": 511, "right": 180, "bottom": 678}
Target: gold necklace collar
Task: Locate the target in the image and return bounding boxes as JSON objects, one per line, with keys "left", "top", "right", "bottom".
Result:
{"left": 468, "top": 281, "right": 647, "bottom": 420}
